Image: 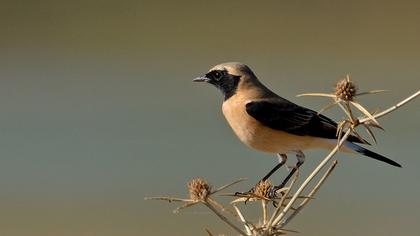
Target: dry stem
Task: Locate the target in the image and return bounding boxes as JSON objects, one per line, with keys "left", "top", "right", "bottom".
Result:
{"left": 281, "top": 160, "right": 338, "bottom": 227}
{"left": 272, "top": 130, "right": 351, "bottom": 225}
{"left": 360, "top": 90, "right": 419, "bottom": 123}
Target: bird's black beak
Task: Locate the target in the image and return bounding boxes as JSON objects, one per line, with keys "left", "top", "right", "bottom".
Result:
{"left": 193, "top": 76, "right": 210, "bottom": 82}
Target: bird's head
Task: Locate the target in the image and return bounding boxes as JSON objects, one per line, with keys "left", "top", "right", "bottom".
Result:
{"left": 193, "top": 62, "right": 258, "bottom": 100}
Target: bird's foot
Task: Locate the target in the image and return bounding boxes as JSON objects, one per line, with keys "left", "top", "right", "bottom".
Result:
{"left": 234, "top": 186, "right": 256, "bottom": 204}
{"left": 267, "top": 185, "right": 286, "bottom": 207}
{"left": 235, "top": 180, "right": 281, "bottom": 203}
{"left": 268, "top": 185, "right": 282, "bottom": 198}
{"left": 234, "top": 188, "right": 255, "bottom": 197}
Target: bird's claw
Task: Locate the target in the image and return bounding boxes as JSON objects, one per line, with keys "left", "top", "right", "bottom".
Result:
{"left": 234, "top": 187, "right": 255, "bottom": 196}
{"left": 268, "top": 185, "right": 287, "bottom": 207}
{"left": 234, "top": 186, "right": 257, "bottom": 204}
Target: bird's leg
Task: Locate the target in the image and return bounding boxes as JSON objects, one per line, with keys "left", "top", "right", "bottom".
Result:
{"left": 261, "top": 153, "right": 288, "bottom": 181}
{"left": 271, "top": 151, "right": 305, "bottom": 196}
{"left": 235, "top": 153, "right": 287, "bottom": 197}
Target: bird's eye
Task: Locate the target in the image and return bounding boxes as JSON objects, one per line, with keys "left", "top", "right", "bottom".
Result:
{"left": 213, "top": 71, "right": 223, "bottom": 80}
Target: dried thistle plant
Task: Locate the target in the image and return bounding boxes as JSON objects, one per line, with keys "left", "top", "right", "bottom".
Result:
{"left": 253, "top": 180, "right": 273, "bottom": 199}
{"left": 146, "top": 163, "right": 336, "bottom": 235}
{"left": 298, "top": 75, "right": 389, "bottom": 143}
{"left": 188, "top": 178, "right": 212, "bottom": 201}
{"left": 335, "top": 75, "right": 357, "bottom": 101}
{"left": 146, "top": 178, "right": 248, "bottom": 235}
{"left": 146, "top": 78, "right": 419, "bottom": 235}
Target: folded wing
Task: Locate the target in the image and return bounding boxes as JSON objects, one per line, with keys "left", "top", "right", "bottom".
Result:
{"left": 245, "top": 98, "right": 363, "bottom": 143}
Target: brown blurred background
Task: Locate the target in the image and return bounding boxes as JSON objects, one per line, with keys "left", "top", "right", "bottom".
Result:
{"left": 0, "top": 0, "right": 419, "bottom": 235}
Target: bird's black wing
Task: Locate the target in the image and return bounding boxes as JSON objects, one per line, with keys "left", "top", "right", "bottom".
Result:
{"left": 246, "top": 99, "right": 361, "bottom": 142}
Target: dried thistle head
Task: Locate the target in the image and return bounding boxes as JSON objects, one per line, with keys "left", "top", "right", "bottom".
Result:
{"left": 253, "top": 180, "right": 273, "bottom": 199}
{"left": 188, "top": 178, "right": 211, "bottom": 201}
{"left": 335, "top": 75, "right": 357, "bottom": 101}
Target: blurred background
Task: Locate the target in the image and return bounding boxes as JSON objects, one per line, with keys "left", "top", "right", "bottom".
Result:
{"left": 0, "top": 0, "right": 419, "bottom": 235}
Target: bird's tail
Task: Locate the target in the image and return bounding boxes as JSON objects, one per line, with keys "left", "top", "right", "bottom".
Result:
{"left": 344, "top": 141, "right": 401, "bottom": 167}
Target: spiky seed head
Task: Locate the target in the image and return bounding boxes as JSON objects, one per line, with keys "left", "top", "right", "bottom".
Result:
{"left": 335, "top": 75, "right": 357, "bottom": 101}
{"left": 188, "top": 178, "right": 211, "bottom": 201}
{"left": 253, "top": 180, "right": 273, "bottom": 198}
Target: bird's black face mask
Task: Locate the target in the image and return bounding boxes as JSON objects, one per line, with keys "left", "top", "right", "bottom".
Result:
{"left": 193, "top": 69, "right": 240, "bottom": 100}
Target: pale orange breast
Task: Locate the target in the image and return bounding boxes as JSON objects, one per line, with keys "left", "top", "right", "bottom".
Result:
{"left": 222, "top": 97, "right": 260, "bottom": 148}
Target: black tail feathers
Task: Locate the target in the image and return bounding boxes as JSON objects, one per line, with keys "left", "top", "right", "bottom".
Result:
{"left": 345, "top": 142, "right": 401, "bottom": 167}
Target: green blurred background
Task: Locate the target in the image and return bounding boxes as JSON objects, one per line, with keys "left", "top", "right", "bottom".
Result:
{"left": 1, "top": 0, "right": 419, "bottom": 235}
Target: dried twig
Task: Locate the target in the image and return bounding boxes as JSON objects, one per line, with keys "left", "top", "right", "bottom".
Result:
{"left": 360, "top": 90, "right": 419, "bottom": 122}
{"left": 204, "top": 201, "right": 248, "bottom": 236}
{"left": 272, "top": 130, "right": 352, "bottom": 225}
{"left": 281, "top": 160, "right": 338, "bottom": 227}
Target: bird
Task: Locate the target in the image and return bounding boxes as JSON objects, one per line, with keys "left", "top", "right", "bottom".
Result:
{"left": 193, "top": 62, "right": 401, "bottom": 193}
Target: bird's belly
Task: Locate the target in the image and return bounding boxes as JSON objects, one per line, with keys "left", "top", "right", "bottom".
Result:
{"left": 223, "top": 112, "right": 314, "bottom": 153}
{"left": 239, "top": 124, "right": 313, "bottom": 153}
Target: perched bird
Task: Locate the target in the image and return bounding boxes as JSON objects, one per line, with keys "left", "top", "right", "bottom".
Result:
{"left": 193, "top": 62, "right": 401, "bottom": 191}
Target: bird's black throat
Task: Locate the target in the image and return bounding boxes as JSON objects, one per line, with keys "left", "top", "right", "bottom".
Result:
{"left": 207, "top": 72, "right": 240, "bottom": 100}
{"left": 218, "top": 74, "right": 240, "bottom": 100}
